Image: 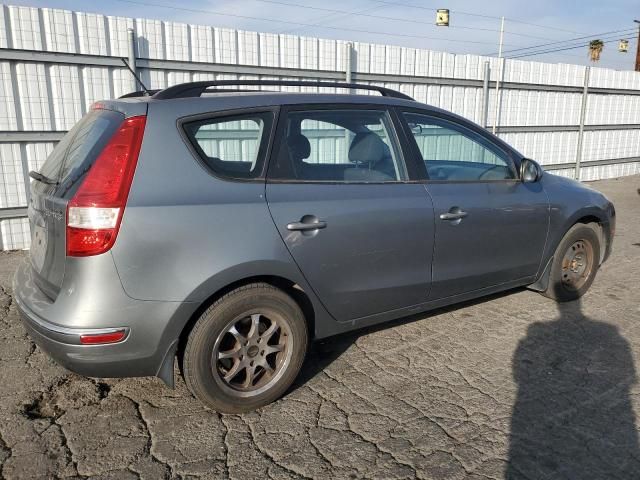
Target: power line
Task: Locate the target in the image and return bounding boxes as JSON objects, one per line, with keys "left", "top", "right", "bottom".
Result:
{"left": 112, "top": 0, "right": 517, "bottom": 46}
{"left": 367, "top": 0, "right": 590, "bottom": 35}
{"left": 508, "top": 37, "right": 633, "bottom": 59}
{"left": 516, "top": 37, "right": 638, "bottom": 62}
{"left": 254, "top": 0, "right": 430, "bottom": 26}
{"left": 282, "top": 0, "right": 629, "bottom": 48}
{"left": 508, "top": 36, "right": 634, "bottom": 60}
{"left": 487, "top": 28, "right": 637, "bottom": 57}
{"left": 453, "top": 26, "right": 553, "bottom": 41}
{"left": 278, "top": 3, "right": 387, "bottom": 35}
{"left": 503, "top": 18, "right": 586, "bottom": 35}
{"left": 494, "top": 28, "right": 637, "bottom": 57}
{"left": 247, "top": 0, "right": 559, "bottom": 41}
{"left": 103, "top": 0, "right": 640, "bottom": 66}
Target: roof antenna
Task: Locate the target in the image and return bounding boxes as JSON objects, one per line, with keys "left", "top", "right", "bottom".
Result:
{"left": 120, "top": 58, "right": 152, "bottom": 96}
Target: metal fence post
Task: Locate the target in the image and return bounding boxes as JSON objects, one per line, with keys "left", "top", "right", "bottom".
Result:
{"left": 492, "top": 57, "right": 505, "bottom": 134}
{"left": 127, "top": 28, "right": 139, "bottom": 91}
{"left": 482, "top": 60, "right": 490, "bottom": 128}
{"left": 345, "top": 42, "right": 353, "bottom": 83}
{"left": 575, "top": 66, "right": 590, "bottom": 181}
{"left": 344, "top": 42, "right": 354, "bottom": 161}
{"left": 8, "top": 61, "right": 32, "bottom": 207}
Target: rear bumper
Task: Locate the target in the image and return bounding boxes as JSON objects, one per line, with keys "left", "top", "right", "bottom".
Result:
{"left": 12, "top": 257, "right": 197, "bottom": 381}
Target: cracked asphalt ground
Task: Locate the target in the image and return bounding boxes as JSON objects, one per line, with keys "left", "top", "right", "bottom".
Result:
{"left": 1, "top": 175, "right": 639, "bottom": 480}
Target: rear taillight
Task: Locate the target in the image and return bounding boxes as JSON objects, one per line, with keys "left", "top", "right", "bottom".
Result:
{"left": 66, "top": 115, "right": 146, "bottom": 257}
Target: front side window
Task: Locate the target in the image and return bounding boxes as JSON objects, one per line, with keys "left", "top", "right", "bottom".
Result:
{"left": 183, "top": 111, "right": 273, "bottom": 179}
{"left": 268, "top": 109, "right": 406, "bottom": 183}
{"left": 402, "top": 112, "right": 516, "bottom": 181}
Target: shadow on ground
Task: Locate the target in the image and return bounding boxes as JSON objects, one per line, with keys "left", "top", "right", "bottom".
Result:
{"left": 296, "top": 280, "right": 640, "bottom": 479}
{"left": 507, "top": 292, "right": 640, "bottom": 478}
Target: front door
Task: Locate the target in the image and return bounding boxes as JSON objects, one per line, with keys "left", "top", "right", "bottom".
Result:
{"left": 266, "top": 106, "right": 435, "bottom": 321}
{"left": 399, "top": 109, "right": 549, "bottom": 300}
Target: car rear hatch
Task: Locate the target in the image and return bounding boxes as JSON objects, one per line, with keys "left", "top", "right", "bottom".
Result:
{"left": 28, "top": 103, "right": 145, "bottom": 300}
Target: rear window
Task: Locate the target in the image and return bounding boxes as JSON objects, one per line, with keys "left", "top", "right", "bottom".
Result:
{"left": 39, "top": 109, "right": 124, "bottom": 196}
{"left": 182, "top": 111, "right": 274, "bottom": 180}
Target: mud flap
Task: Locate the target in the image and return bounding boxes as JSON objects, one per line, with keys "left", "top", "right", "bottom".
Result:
{"left": 527, "top": 257, "right": 553, "bottom": 292}
{"left": 156, "top": 340, "right": 178, "bottom": 388}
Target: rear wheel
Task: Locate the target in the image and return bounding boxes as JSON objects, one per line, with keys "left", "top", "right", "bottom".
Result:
{"left": 541, "top": 223, "right": 601, "bottom": 302}
{"left": 183, "top": 283, "right": 308, "bottom": 413}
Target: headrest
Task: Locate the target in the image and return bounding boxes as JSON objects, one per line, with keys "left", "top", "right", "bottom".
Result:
{"left": 348, "top": 132, "right": 387, "bottom": 167}
{"left": 287, "top": 134, "right": 311, "bottom": 160}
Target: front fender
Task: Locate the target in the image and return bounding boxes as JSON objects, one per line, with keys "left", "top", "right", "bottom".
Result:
{"left": 538, "top": 172, "right": 614, "bottom": 275}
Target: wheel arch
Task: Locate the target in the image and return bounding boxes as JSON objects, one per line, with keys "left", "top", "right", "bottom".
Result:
{"left": 175, "top": 274, "right": 317, "bottom": 371}
{"left": 530, "top": 209, "right": 608, "bottom": 292}
{"left": 563, "top": 210, "right": 608, "bottom": 264}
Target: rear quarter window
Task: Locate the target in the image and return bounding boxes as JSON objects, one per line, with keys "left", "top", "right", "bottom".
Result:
{"left": 182, "top": 112, "right": 273, "bottom": 180}
{"left": 182, "top": 111, "right": 274, "bottom": 180}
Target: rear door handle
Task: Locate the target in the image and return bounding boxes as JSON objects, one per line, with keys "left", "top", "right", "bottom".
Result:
{"left": 439, "top": 211, "right": 468, "bottom": 221}
{"left": 287, "top": 220, "right": 327, "bottom": 231}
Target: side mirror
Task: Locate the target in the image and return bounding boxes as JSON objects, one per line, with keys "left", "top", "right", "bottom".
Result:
{"left": 521, "top": 158, "right": 542, "bottom": 183}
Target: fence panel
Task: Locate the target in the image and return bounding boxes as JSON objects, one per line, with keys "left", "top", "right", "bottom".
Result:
{"left": 0, "top": 4, "right": 639, "bottom": 249}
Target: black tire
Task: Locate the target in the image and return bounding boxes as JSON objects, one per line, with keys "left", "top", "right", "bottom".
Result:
{"left": 183, "top": 283, "right": 308, "bottom": 413}
{"left": 542, "top": 223, "right": 601, "bottom": 302}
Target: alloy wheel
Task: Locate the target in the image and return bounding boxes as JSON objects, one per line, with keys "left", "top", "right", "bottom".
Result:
{"left": 212, "top": 312, "right": 292, "bottom": 397}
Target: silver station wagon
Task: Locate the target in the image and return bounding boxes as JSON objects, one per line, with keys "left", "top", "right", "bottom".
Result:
{"left": 14, "top": 80, "right": 615, "bottom": 412}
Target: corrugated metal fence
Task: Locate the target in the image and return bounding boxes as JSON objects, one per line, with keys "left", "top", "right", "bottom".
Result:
{"left": 1, "top": 4, "right": 639, "bottom": 249}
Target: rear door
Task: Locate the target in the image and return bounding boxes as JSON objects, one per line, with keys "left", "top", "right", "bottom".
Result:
{"left": 28, "top": 108, "right": 127, "bottom": 299}
{"left": 266, "top": 105, "right": 435, "bottom": 322}
{"left": 398, "top": 108, "right": 549, "bottom": 300}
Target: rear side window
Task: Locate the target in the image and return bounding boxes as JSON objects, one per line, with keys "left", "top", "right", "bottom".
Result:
{"left": 182, "top": 112, "right": 274, "bottom": 180}
{"left": 268, "top": 109, "right": 406, "bottom": 183}
{"left": 39, "top": 109, "right": 125, "bottom": 196}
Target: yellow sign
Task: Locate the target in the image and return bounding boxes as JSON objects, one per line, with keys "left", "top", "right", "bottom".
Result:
{"left": 436, "top": 9, "right": 449, "bottom": 27}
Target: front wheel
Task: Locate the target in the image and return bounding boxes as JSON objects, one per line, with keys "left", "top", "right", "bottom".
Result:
{"left": 541, "top": 223, "right": 601, "bottom": 302}
{"left": 182, "top": 283, "right": 308, "bottom": 413}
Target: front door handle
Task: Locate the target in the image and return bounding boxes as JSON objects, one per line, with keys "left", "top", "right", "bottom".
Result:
{"left": 439, "top": 207, "right": 468, "bottom": 224}
{"left": 439, "top": 211, "right": 468, "bottom": 221}
{"left": 287, "top": 220, "right": 327, "bottom": 231}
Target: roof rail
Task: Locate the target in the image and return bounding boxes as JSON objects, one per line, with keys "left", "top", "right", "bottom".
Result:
{"left": 119, "top": 89, "right": 161, "bottom": 99}
{"left": 151, "top": 80, "right": 414, "bottom": 101}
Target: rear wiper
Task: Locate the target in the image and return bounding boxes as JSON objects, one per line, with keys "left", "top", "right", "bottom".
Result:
{"left": 29, "top": 171, "right": 59, "bottom": 185}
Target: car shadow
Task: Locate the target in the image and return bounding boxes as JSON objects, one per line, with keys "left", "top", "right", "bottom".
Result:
{"left": 506, "top": 288, "right": 640, "bottom": 478}
{"left": 292, "top": 288, "right": 524, "bottom": 391}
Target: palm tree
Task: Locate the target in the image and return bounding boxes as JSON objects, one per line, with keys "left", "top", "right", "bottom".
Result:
{"left": 589, "top": 40, "right": 604, "bottom": 62}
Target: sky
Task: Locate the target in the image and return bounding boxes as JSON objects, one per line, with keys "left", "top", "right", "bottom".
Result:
{"left": 9, "top": 0, "right": 640, "bottom": 70}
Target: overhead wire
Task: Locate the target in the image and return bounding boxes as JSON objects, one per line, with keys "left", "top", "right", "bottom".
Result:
{"left": 367, "top": 0, "right": 590, "bottom": 35}
{"left": 246, "top": 0, "right": 559, "bottom": 41}
{"left": 111, "top": 0, "right": 520, "bottom": 46}
{"left": 111, "top": 0, "right": 635, "bottom": 67}
{"left": 508, "top": 37, "right": 636, "bottom": 59}
{"left": 513, "top": 38, "right": 637, "bottom": 63}
{"left": 486, "top": 28, "right": 637, "bottom": 57}
{"left": 278, "top": 4, "right": 389, "bottom": 35}
{"left": 112, "top": 0, "right": 617, "bottom": 45}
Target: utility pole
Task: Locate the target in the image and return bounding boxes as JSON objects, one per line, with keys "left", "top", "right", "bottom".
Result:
{"left": 635, "top": 20, "right": 640, "bottom": 72}
{"left": 496, "top": 16, "right": 505, "bottom": 74}
{"left": 492, "top": 16, "right": 505, "bottom": 134}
